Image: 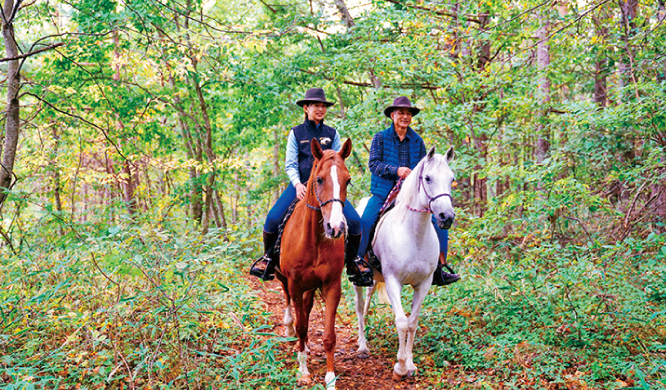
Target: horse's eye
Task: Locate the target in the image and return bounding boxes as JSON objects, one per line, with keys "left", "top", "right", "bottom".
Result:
{"left": 316, "top": 177, "right": 323, "bottom": 185}
{"left": 425, "top": 176, "right": 431, "bottom": 182}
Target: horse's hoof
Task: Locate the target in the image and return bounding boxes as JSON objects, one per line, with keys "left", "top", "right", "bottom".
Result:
{"left": 392, "top": 371, "right": 405, "bottom": 381}
{"left": 407, "top": 369, "right": 417, "bottom": 377}
{"left": 297, "top": 374, "right": 312, "bottom": 386}
{"left": 285, "top": 327, "right": 297, "bottom": 339}
{"left": 357, "top": 350, "right": 370, "bottom": 359}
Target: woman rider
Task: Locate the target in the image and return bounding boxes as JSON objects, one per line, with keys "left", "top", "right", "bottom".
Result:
{"left": 250, "top": 88, "right": 373, "bottom": 287}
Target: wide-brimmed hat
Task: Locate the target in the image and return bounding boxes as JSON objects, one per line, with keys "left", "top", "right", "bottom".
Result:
{"left": 383, "top": 96, "right": 420, "bottom": 118}
{"left": 296, "top": 88, "right": 335, "bottom": 107}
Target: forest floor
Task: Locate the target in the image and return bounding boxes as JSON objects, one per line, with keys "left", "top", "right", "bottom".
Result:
{"left": 247, "top": 276, "right": 466, "bottom": 390}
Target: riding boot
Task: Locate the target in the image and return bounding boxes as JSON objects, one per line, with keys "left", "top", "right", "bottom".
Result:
{"left": 432, "top": 252, "right": 460, "bottom": 286}
{"left": 345, "top": 233, "right": 374, "bottom": 287}
{"left": 249, "top": 231, "right": 279, "bottom": 281}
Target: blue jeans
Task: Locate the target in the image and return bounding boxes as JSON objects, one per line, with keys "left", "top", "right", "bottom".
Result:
{"left": 357, "top": 194, "right": 449, "bottom": 259}
{"left": 264, "top": 184, "right": 362, "bottom": 236}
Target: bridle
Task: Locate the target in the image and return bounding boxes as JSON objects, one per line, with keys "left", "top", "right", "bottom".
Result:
{"left": 407, "top": 160, "right": 452, "bottom": 214}
{"left": 306, "top": 162, "right": 346, "bottom": 211}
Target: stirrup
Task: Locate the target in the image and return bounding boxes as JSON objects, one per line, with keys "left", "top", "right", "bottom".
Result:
{"left": 367, "top": 250, "right": 382, "bottom": 274}
{"left": 432, "top": 263, "right": 460, "bottom": 286}
{"left": 250, "top": 255, "right": 275, "bottom": 281}
{"left": 348, "top": 256, "right": 374, "bottom": 287}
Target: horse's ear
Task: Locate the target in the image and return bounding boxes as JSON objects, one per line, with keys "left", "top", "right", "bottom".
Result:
{"left": 445, "top": 146, "right": 455, "bottom": 162}
{"left": 311, "top": 138, "right": 323, "bottom": 160}
{"left": 427, "top": 146, "right": 436, "bottom": 161}
{"left": 339, "top": 138, "right": 352, "bottom": 160}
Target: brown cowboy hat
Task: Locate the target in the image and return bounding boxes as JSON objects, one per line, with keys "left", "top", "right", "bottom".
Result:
{"left": 296, "top": 88, "right": 335, "bottom": 107}
{"left": 383, "top": 96, "right": 421, "bottom": 118}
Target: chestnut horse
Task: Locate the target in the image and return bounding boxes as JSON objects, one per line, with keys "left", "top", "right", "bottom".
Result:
{"left": 275, "top": 138, "right": 353, "bottom": 389}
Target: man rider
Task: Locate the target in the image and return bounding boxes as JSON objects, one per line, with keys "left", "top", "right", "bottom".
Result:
{"left": 357, "top": 96, "right": 460, "bottom": 286}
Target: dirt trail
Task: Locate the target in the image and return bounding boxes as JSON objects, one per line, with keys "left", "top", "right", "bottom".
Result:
{"left": 248, "top": 277, "right": 459, "bottom": 390}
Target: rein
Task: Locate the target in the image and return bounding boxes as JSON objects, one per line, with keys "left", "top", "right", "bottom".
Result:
{"left": 409, "top": 160, "right": 452, "bottom": 214}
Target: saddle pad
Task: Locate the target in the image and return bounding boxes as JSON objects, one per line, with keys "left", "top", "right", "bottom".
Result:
{"left": 272, "top": 198, "right": 300, "bottom": 266}
{"left": 366, "top": 179, "right": 405, "bottom": 273}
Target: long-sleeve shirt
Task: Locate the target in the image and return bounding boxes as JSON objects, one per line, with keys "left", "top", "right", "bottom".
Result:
{"left": 368, "top": 126, "right": 426, "bottom": 180}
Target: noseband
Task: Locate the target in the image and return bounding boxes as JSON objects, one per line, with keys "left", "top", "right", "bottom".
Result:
{"left": 408, "top": 160, "right": 452, "bottom": 214}
{"left": 307, "top": 185, "right": 345, "bottom": 211}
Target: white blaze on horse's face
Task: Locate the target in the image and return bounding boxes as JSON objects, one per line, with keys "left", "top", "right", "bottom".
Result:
{"left": 315, "top": 156, "right": 350, "bottom": 239}
{"left": 422, "top": 148, "right": 456, "bottom": 230}
{"left": 323, "top": 165, "right": 347, "bottom": 238}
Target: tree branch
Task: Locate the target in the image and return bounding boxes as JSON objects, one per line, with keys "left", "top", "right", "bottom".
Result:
{"left": 382, "top": 0, "right": 481, "bottom": 24}
{"left": 25, "top": 92, "right": 131, "bottom": 163}
{"left": 0, "top": 42, "right": 63, "bottom": 63}
{"left": 297, "top": 68, "right": 439, "bottom": 90}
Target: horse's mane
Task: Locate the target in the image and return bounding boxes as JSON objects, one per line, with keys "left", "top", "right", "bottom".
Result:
{"left": 392, "top": 153, "right": 447, "bottom": 221}
{"left": 321, "top": 150, "right": 337, "bottom": 161}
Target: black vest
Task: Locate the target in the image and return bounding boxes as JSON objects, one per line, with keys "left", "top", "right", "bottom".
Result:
{"left": 292, "top": 119, "right": 337, "bottom": 184}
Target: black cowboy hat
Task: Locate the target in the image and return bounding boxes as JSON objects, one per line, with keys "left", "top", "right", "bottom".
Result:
{"left": 383, "top": 96, "right": 421, "bottom": 118}
{"left": 296, "top": 88, "right": 335, "bottom": 107}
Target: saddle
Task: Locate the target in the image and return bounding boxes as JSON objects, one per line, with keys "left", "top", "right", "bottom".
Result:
{"left": 365, "top": 179, "right": 405, "bottom": 274}
{"left": 255, "top": 198, "right": 299, "bottom": 280}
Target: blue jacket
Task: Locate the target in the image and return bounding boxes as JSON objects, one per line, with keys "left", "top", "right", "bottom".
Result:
{"left": 369, "top": 125, "right": 426, "bottom": 199}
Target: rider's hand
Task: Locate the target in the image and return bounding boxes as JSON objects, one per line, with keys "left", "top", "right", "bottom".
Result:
{"left": 397, "top": 167, "right": 411, "bottom": 179}
{"left": 295, "top": 183, "right": 307, "bottom": 200}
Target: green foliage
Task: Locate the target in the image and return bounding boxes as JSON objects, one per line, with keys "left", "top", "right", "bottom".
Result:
{"left": 0, "top": 220, "right": 297, "bottom": 388}
{"left": 2, "top": 0, "right": 666, "bottom": 387}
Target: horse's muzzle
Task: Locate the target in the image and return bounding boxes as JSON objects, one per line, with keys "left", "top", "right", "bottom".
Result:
{"left": 325, "top": 221, "right": 346, "bottom": 239}
{"left": 437, "top": 217, "right": 454, "bottom": 230}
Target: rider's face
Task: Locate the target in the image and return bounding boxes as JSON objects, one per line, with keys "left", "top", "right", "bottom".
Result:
{"left": 305, "top": 102, "right": 328, "bottom": 123}
{"left": 391, "top": 108, "right": 413, "bottom": 129}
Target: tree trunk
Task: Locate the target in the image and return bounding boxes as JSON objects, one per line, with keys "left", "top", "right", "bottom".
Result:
{"left": 273, "top": 126, "right": 280, "bottom": 202}
{"left": 214, "top": 189, "right": 227, "bottom": 229}
{"left": 181, "top": 3, "right": 218, "bottom": 234}
{"left": 617, "top": 0, "right": 640, "bottom": 162}
{"left": 536, "top": 5, "right": 551, "bottom": 165}
{"left": 495, "top": 128, "right": 510, "bottom": 198}
{"left": 160, "top": 37, "right": 203, "bottom": 223}
{"left": 477, "top": 11, "right": 491, "bottom": 71}
{"left": 122, "top": 159, "right": 137, "bottom": 214}
{"left": 0, "top": 0, "right": 21, "bottom": 209}
{"left": 112, "top": 30, "right": 121, "bottom": 81}
{"left": 333, "top": 0, "right": 355, "bottom": 28}
{"left": 657, "top": 0, "right": 666, "bottom": 83}
{"left": 232, "top": 170, "right": 239, "bottom": 224}
{"left": 443, "top": 1, "right": 461, "bottom": 59}
{"left": 191, "top": 75, "right": 216, "bottom": 235}
{"left": 592, "top": 7, "right": 610, "bottom": 107}
{"left": 472, "top": 132, "right": 488, "bottom": 217}
{"left": 159, "top": 14, "right": 205, "bottom": 224}
{"left": 468, "top": 10, "right": 491, "bottom": 217}
{"left": 618, "top": 0, "right": 638, "bottom": 102}
{"left": 594, "top": 60, "right": 608, "bottom": 107}
{"left": 52, "top": 126, "right": 64, "bottom": 236}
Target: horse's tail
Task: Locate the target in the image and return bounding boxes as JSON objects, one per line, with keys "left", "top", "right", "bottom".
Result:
{"left": 376, "top": 282, "right": 390, "bottom": 304}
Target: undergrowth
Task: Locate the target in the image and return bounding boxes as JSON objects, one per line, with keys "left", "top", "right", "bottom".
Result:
{"left": 0, "top": 214, "right": 297, "bottom": 389}
{"left": 1, "top": 187, "right": 665, "bottom": 389}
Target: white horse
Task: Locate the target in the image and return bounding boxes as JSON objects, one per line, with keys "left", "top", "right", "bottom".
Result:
{"left": 354, "top": 146, "right": 457, "bottom": 380}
